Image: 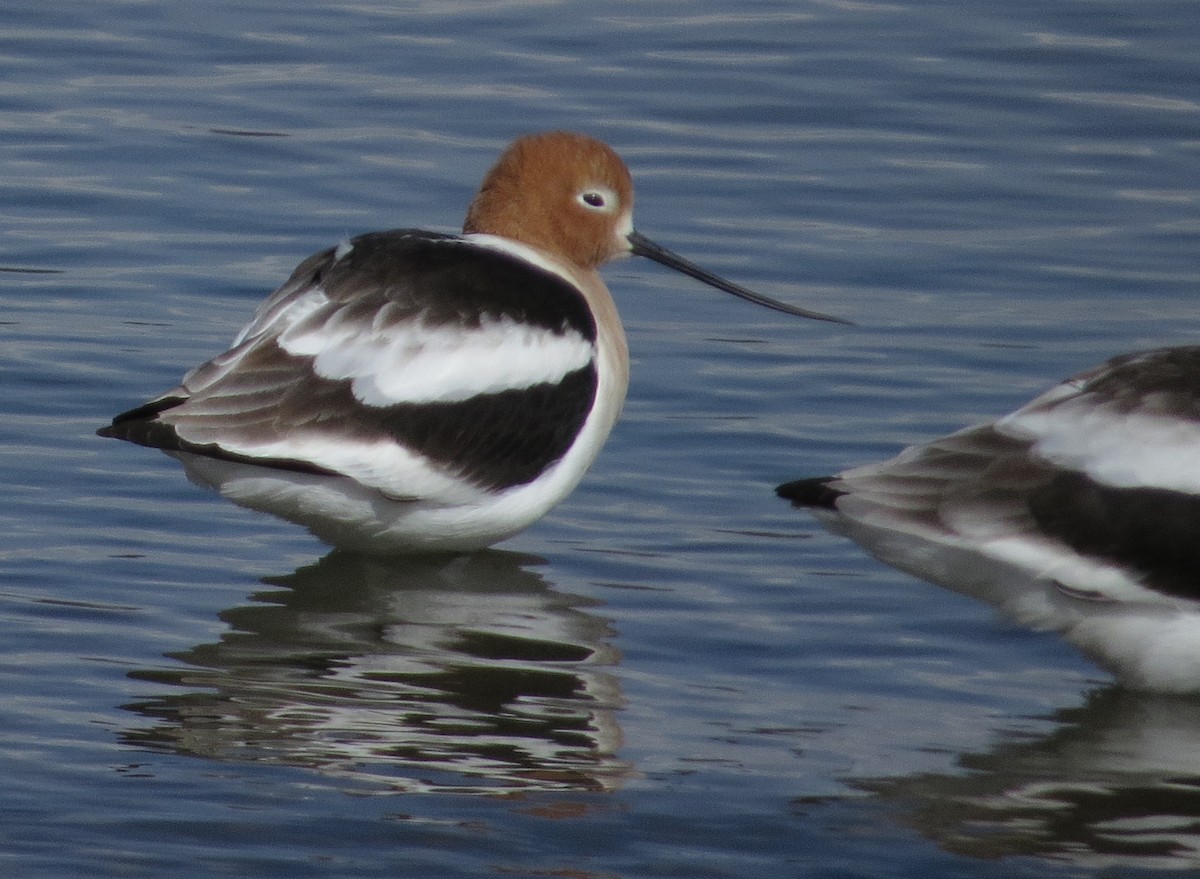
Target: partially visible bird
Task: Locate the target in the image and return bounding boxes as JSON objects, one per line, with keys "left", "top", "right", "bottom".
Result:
{"left": 779, "top": 346, "right": 1200, "bottom": 693}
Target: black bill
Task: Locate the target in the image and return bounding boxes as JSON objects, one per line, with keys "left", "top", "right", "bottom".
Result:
{"left": 628, "top": 230, "right": 850, "bottom": 325}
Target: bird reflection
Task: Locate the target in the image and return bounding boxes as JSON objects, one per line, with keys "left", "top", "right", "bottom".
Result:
{"left": 121, "top": 550, "right": 628, "bottom": 794}
{"left": 840, "top": 688, "right": 1200, "bottom": 870}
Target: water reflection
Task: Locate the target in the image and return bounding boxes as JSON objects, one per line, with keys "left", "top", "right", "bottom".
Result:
{"left": 122, "top": 550, "right": 628, "bottom": 794}
{"left": 849, "top": 688, "right": 1200, "bottom": 870}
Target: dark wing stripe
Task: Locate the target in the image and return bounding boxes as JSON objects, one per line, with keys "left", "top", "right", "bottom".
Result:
{"left": 249, "top": 344, "right": 600, "bottom": 490}
{"left": 1029, "top": 471, "right": 1200, "bottom": 600}
{"left": 323, "top": 230, "right": 597, "bottom": 342}
{"left": 376, "top": 365, "right": 599, "bottom": 491}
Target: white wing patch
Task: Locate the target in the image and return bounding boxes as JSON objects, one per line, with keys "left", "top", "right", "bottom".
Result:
{"left": 1000, "top": 400, "right": 1200, "bottom": 493}
{"left": 279, "top": 314, "right": 595, "bottom": 406}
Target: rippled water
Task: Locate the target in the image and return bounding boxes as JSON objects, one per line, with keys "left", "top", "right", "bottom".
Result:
{"left": 4, "top": 1, "right": 1200, "bottom": 876}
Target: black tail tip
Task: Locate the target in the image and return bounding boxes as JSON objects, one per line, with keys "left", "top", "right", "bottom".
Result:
{"left": 775, "top": 476, "right": 842, "bottom": 509}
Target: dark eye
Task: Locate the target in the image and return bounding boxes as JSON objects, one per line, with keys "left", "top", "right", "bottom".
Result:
{"left": 577, "top": 187, "right": 617, "bottom": 212}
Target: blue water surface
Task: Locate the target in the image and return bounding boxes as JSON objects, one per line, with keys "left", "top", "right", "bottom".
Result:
{"left": 3, "top": 0, "right": 1200, "bottom": 876}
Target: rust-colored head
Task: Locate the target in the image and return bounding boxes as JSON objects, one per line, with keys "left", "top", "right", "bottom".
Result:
{"left": 463, "top": 131, "right": 635, "bottom": 271}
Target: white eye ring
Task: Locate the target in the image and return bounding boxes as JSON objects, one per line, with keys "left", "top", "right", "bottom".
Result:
{"left": 577, "top": 187, "right": 617, "bottom": 211}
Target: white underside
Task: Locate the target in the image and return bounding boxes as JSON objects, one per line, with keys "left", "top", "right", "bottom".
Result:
{"left": 176, "top": 410, "right": 613, "bottom": 554}
{"left": 815, "top": 506, "right": 1200, "bottom": 693}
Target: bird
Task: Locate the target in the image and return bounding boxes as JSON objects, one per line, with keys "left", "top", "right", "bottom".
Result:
{"left": 100, "top": 130, "right": 845, "bottom": 554}
{"left": 778, "top": 345, "right": 1200, "bottom": 693}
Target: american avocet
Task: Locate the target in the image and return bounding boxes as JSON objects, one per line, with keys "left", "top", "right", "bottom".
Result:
{"left": 778, "top": 346, "right": 1200, "bottom": 693}
{"left": 101, "top": 131, "right": 844, "bottom": 554}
